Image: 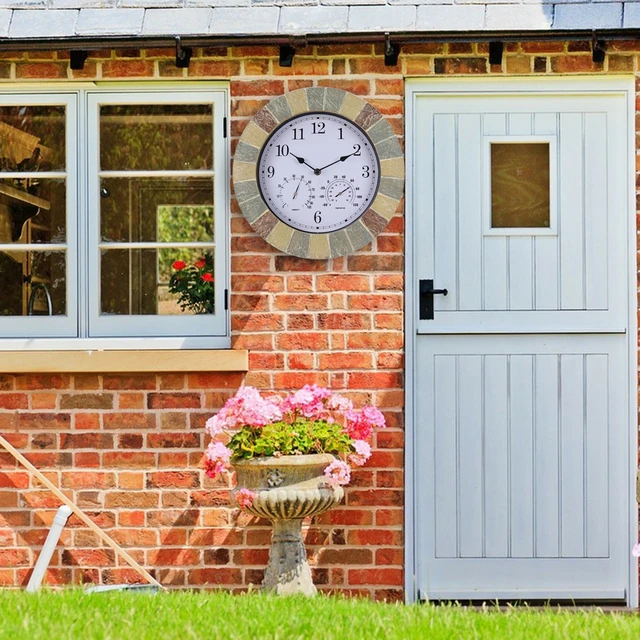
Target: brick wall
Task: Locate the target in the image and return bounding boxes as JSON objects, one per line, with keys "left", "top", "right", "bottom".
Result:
{"left": 0, "top": 41, "right": 636, "bottom": 600}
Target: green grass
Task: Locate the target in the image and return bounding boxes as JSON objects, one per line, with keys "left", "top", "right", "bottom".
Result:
{"left": 1, "top": 590, "right": 639, "bottom": 640}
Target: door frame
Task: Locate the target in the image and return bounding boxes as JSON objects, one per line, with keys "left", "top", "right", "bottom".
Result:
{"left": 404, "top": 76, "right": 638, "bottom": 605}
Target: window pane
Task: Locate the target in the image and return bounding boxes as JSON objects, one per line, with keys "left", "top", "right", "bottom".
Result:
{"left": 0, "top": 250, "right": 66, "bottom": 316}
{"left": 0, "top": 178, "right": 65, "bottom": 243}
{"left": 100, "top": 104, "right": 213, "bottom": 171}
{"left": 491, "top": 143, "right": 550, "bottom": 228}
{"left": 101, "top": 248, "right": 215, "bottom": 316}
{"left": 0, "top": 106, "right": 65, "bottom": 171}
{"left": 100, "top": 178, "right": 213, "bottom": 243}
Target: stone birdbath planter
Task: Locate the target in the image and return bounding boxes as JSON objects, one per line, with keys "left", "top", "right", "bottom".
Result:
{"left": 232, "top": 453, "right": 343, "bottom": 596}
{"left": 203, "top": 384, "right": 386, "bottom": 596}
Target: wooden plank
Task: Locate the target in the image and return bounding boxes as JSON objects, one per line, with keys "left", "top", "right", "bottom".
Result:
{"left": 560, "top": 354, "right": 585, "bottom": 557}
{"left": 433, "top": 114, "right": 458, "bottom": 310}
{"left": 457, "top": 114, "right": 482, "bottom": 311}
{"left": 534, "top": 354, "right": 560, "bottom": 558}
{"left": 483, "top": 355, "right": 509, "bottom": 558}
{"left": 559, "top": 114, "right": 585, "bottom": 310}
{"left": 0, "top": 349, "right": 249, "bottom": 373}
{"left": 0, "top": 434, "right": 164, "bottom": 590}
{"left": 458, "top": 355, "right": 483, "bottom": 557}
{"left": 585, "top": 354, "right": 609, "bottom": 557}
{"left": 508, "top": 236, "right": 534, "bottom": 310}
{"left": 584, "top": 113, "right": 608, "bottom": 311}
{"left": 509, "top": 355, "right": 534, "bottom": 557}
{"left": 434, "top": 355, "right": 458, "bottom": 558}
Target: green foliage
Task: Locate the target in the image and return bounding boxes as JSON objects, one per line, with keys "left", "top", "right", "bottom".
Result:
{"left": 2, "top": 590, "right": 640, "bottom": 640}
{"left": 168, "top": 253, "right": 215, "bottom": 314}
{"left": 229, "top": 419, "right": 354, "bottom": 461}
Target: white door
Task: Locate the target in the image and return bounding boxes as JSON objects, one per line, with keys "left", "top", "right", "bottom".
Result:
{"left": 409, "top": 80, "right": 634, "bottom": 602}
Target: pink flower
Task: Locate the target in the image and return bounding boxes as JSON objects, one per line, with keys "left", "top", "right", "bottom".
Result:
{"left": 633, "top": 543, "right": 640, "bottom": 557}
{"left": 326, "top": 393, "right": 353, "bottom": 413}
{"left": 345, "top": 405, "right": 386, "bottom": 441}
{"left": 235, "top": 488, "right": 256, "bottom": 509}
{"left": 205, "top": 414, "right": 224, "bottom": 437}
{"left": 194, "top": 259, "right": 206, "bottom": 269}
{"left": 172, "top": 260, "right": 186, "bottom": 271}
{"left": 348, "top": 440, "right": 371, "bottom": 467}
{"left": 282, "top": 384, "right": 332, "bottom": 420}
{"left": 204, "top": 441, "right": 232, "bottom": 478}
{"left": 214, "top": 386, "right": 283, "bottom": 429}
{"left": 201, "top": 272, "right": 214, "bottom": 283}
{"left": 324, "top": 459, "right": 351, "bottom": 486}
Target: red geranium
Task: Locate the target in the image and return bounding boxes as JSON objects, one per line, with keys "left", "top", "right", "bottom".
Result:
{"left": 168, "top": 256, "right": 215, "bottom": 314}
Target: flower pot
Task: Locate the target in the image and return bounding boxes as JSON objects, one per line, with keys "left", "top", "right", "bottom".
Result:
{"left": 231, "top": 453, "right": 344, "bottom": 596}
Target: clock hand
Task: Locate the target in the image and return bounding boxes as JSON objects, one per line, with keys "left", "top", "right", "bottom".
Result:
{"left": 288, "top": 152, "right": 319, "bottom": 174}
{"left": 317, "top": 151, "right": 359, "bottom": 173}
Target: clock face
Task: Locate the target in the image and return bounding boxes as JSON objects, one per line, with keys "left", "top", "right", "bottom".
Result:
{"left": 257, "top": 112, "right": 380, "bottom": 233}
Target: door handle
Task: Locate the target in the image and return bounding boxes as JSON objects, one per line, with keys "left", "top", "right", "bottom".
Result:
{"left": 419, "top": 279, "right": 448, "bottom": 320}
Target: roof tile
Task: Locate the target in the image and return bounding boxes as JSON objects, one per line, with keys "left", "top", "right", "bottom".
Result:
{"left": 76, "top": 8, "right": 144, "bottom": 34}
{"left": 485, "top": 4, "right": 553, "bottom": 30}
{"left": 142, "top": 7, "right": 213, "bottom": 33}
{"left": 279, "top": 6, "right": 347, "bottom": 32}
{"left": 208, "top": 6, "right": 279, "bottom": 33}
{"left": 553, "top": 3, "right": 623, "bottom": 29}
{"left": 348, "top": 4, "right": 416, "bottom": 30}
{"left": 415, "top": 4, "right": 484, "bottom": 30}
{"left": 10, "top": 8, "right": 78, "bottom": 36}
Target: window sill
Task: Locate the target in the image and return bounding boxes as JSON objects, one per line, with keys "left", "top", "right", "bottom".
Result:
{"left": 0, "top": 349, "right": 248, "bottom": 373}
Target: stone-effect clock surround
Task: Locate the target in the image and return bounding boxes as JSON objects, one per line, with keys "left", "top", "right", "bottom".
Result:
{"left": 232, "top": 87, "right": 404, "bottom": 259}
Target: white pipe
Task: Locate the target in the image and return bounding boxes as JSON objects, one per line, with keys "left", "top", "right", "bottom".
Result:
{"left": 26, "top": 505, "right": 72, "bottom": 593}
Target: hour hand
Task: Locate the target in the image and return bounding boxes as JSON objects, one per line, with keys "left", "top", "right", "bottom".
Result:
{"left": 289, "top": 152, "right": 319, "bottom": 174}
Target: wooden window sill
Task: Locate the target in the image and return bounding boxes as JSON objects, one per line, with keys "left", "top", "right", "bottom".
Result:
{"left": 0, "top": 349, "right": 249, "bottom": 373}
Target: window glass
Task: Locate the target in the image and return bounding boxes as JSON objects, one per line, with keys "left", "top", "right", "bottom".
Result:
{"left": 99, "top": 104, "right": 213, "bottom": 171}
{"left": 491, "top": 142, "right": 550, "bottom": 228}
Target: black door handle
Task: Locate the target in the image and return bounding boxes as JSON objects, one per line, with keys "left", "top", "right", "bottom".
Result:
{"left": 419, "top": 279, "right": 448, "bottom": 320}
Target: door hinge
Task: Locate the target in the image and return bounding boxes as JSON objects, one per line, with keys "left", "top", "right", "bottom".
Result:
{"left": 224, "top": 288, "right": 229, "bottom": 311}
{"left": 223, "top": 117, "right": 227, "bottom": 138}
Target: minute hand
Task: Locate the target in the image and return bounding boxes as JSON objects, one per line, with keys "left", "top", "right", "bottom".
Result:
{"left": 317, "top": 152, "right": 358, "bottom": 173}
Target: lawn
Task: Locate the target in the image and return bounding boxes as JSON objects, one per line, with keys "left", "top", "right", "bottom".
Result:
{"left": 1, "top": 590, "right": 639, "bottom": 640}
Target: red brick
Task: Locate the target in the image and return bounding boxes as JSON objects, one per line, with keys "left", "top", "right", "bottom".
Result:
{"left": 147, "top": 471, "right": 199, "bottom": 489}
{"left": 103, "top": 452, "right": 156, "bottom": 468}
{"left": 231, "top": 80, "right": 285, "bottom": 97}
{"left": 62, "top": 549, "right": 115, "bottom": 567}
{"left": 147, "top": 393, "right": 201, "bottom": 409}
{"left": 61, "top": 471, "right": 115, "bottom": 489}
{"left": 103, "top": 413, "right": 156, "bottom": 430}
{"left": 347, "top": 489, "right": 403, "bottom": 507}
{"left": 188, "top": 568, "right": 243, "bottom": 585}
{"left": 0, "top": 393, "right": 28, "bottom": 409}
{"left": 60, "top": 393, "right": 113, "bottom": 409}
{"left": 0, "top": 549, "right": 30, "bottom": 566}
{"left": 319, "top": 352, "right": 373, "bottom": 370}
{"left": 147, "top": 433, "right": 201, "bottom": 448}
{"left": 276, "top": 333, "right": 329, "bottom": 350}
{"left": 103, "top": 375, "right": 156, "bottom": 390}
{"left": 349, "top": 568, "right": 403, "bottom": 586}
{"left": 15, "top": 375, "right": 70, "bottom": 390}
{"left": 102, "top": 60, "right": 154, "bottom": 77}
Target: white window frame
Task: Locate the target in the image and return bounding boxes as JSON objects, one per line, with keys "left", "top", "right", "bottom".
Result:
{"left": 0, "top": 83, "right": 230, "bottom": 351}
{"left": 483, "top": 135, "right": 558, "bottom": 237}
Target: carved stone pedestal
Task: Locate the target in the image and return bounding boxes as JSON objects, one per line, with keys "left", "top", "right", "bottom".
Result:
{"left": 231, "top": 453, "right": 344, "bottom": 596}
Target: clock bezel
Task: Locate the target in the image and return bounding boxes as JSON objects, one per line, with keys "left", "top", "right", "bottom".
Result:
{"left": 256, "top": 111, "right": 381, "bottom": 235}
{"left": 232, "top": 87, "right": 404, "bottom": 259}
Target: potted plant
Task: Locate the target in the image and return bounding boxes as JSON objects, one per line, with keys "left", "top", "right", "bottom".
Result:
{"left": 204, "top": 384, "right": 386, "bottom": 596}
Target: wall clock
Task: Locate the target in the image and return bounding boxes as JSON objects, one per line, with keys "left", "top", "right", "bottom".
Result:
{"left": 232, "top": 87, "right": 404, "bottom": 259}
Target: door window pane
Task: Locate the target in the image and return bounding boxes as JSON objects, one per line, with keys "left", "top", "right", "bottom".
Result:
{"left": 99, "top": 104, "right": 213, "bottom": 171}
{"left": 491, "top": 143, "right": 550, "bottom": 228}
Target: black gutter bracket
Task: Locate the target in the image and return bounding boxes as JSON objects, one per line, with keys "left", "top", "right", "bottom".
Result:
{"left": 175, "top": 36, "right": 192, "bottom": 68}
{"left": 384, "top": 32, "right": 400, "bottom": 66}
{"left": 592, "top": 32, "right": 606, "bottom": 63}
{"left": 69, "top": 50, "right": 88, "bottom": 70}
{"left": 489, "top": 41, "right": 503, "bottom": 65}
{"left": 279, "top": 44, "right": 295, "bottom": 67}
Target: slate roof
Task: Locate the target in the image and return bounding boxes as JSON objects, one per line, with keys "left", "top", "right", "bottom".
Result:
{"left": 0, "top": 2, "right": 638, "bottom": 42}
